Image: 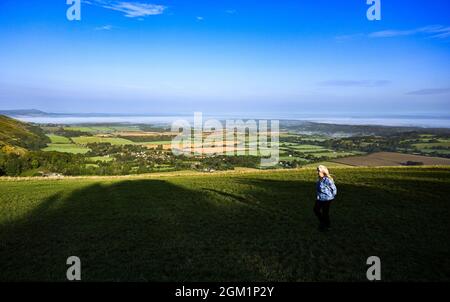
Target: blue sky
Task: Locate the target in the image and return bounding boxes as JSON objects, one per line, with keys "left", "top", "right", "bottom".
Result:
{"left": 0, "top": 0, "right": 449, "bottom": 115}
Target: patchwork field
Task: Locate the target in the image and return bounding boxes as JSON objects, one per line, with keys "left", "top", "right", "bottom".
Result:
{"left": 64, "top": 125, "right": 141, "bottom": 133}
{"left": 47, "top": 134, "right": 72, "bottom": 144}
{"left": 42, "top": 143, "right": 91, "bottom": 154}
{"left": 0, "top": 167, "right": 449, "bottom": 281}
{"left": 41, "top": 134, "right": 90, "bottom": 154}
{"left": 71, "top": 136, "right": 136, "bottom": 145}
{"left": 332, "top": 152, "right": 450, "bottom": 166}
{"left": 279, "top": 141, "right": 363, "bottom": 165}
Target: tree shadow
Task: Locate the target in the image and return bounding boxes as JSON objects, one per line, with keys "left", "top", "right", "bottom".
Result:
{"left": 0, "top": 176, "right": 448, "bottom": 281}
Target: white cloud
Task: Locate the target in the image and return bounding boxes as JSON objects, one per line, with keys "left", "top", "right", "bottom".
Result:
{"left": 406, "top": 88, "right": 450, "bottom": 96}
{"left": 370, "top": 25, "right": 450, "bottom": 39}
{"left": 334, "top": 33, "right": 364, "bottom": 42}
{"left": 318, "top": 80, "right": 391, "bottom": 88}
{"left": 87, "top": 1, "right": 166, "bottom": 18}
{"left": 95, "top": 25, "right": 113, "bottom": 31}
{"left": 196, "top": 16, "right": 204, "bottom": 21}
{"left": 336, "top": 25, "right": 450, "bottom": 41}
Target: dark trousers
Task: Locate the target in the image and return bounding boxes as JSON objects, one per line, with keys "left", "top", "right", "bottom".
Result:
{"left": 314, "top": 200, "right": 332, "bottom": 227}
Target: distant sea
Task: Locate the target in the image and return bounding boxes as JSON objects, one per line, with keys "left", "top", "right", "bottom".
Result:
{"left": 13, "top": 114, "right": 450, "bottom": 128}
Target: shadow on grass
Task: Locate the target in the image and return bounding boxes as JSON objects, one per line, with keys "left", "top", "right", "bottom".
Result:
{"left": 0, "top": 177, "right": 449, "bottom": 281}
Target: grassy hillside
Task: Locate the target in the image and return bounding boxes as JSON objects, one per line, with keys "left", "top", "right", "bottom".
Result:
{"left": 0, "top": 115, "right": 49, "bottom": 152}
{"left": 0, "top": 167, "right": 449, "bottom": 281}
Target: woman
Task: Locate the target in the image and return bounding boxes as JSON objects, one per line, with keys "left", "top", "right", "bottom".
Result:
{"left": 314, "top": 165, "right": 337, "bottom": 231}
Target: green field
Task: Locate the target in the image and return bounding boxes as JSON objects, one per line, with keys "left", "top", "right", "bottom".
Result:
{"left": 279, "top": 142, "right": 363, "bottom": 162}
{"left": 71, "top": 136, "right": 169, "bottom": 146}
{"left": 87, "top": 156, "right": 114, "bottom": 162}
{"left": 64, "top": 125, "right": 141, "bottom": 133}
{"left": 0, "top": 167, "right": 449, "bottom": 281}
{"left": 279, "top": 155, "right": 307, "bottom": 161}
{"left": 309, "top": 151, "right": 361, "bottom": 158}
{"left": 413, "top": 142, "right": 450, "bottom": 149}
{"left": 72, "top": 136, "right": 136, "bottom": 145}
{"left": 42, "top": 143, "right": 91, "bottom": 154}
{"left": 281, "top": 144, "right": 327, "bottom": 150}
{"left": 47, "top": 134, "right": 72, "bottom": 144}
{"left": 302, "top": 161, "right": 353, "bottom": 168}
{"left": 143, "top": 140, "right": 172, "bottom": 145}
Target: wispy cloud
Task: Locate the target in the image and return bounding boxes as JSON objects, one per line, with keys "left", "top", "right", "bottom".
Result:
{"left": 318, "top": 80, "right": 391, "bottom": 88}
{"left": 196, "top": 16, "right": 204, "bottom": 21}
{"left": 336, "top": 25, "right": 450, "bottom": 41}
{"left": 406, "top": 88, "right": 450, "bottom": 96}
{"left": 369, "top": 25, "right": 450, "bottom": 39}
{"left": 87, "top": 1, "right": 166, "bottom": 18}
{"left": 225, "top": 9, "right": 237, "bottom": 15}
{"left": 334, "top": 33, "right": 364, "bottom": 42}
{"left": 95, "top": 25, "right": 113, "bottom": 31}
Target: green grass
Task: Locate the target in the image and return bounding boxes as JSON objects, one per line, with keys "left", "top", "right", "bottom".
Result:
{"left": 72, "top": 136, "right": 135, "bottom": 145}
{"left": 281, "top": 144, "right": 326, "bottom": 150}
{"left": 42, "top": 143, "right": 91, "bottom": 154}
{"left": 308, "top": 151, "right": 360, "bottom": 158}
{"left": 0, "top": 167, "right": 449, "bottom": 281}
{"left": 87, "top": 156, "right": 114, "bottom": 162}
{"left": 0, "top": 115, "right": 49, "bottom": 151}
{"left": 419, "top": 149, "right": 450, "bottom": 155}
{"left": 64, "top": 126, "right": 140, "bottom": 133}
{"left": 141, "top": 140, "right": 172, "bottom": 145}
{"left": 413, "top": 142, "right": 450, "bottom": 149}
{"left": 46, "top": 134, "right": 71, "bottom": 144}
{"left": 279, "top": 155, "right": 307, "bottom": 161}
{"left": 302, "top": 161, "right": 353, "bottom": 168}
{"left": 65, "top": 126, "right": 111, "bottom": 132}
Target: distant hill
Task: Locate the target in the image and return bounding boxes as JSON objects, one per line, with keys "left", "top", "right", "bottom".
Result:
{"left": 0, "top": 115, "right": 50, "bottom": 153}
{"left": 0, "top": 109, "right": 50, "bottom": 117}
{"left": 281, "top": 120, "right": 450, "bottom": 136}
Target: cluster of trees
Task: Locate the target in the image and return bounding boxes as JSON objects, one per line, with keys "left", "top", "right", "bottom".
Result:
{"left": 138, "top": 125, "right": 171, "bottom": 132}
{"left": 0, "top": 141, "right": 264, "bottom": 176}
{"left": 0, "top": 151, "right": 85, "bottom": 176}
{"left": 279, "top": 159, "right": 304, "bottom": 169}
{"left": 315, "top": 132, "right": 432, "bottom": 153}
{"left": 196, "top": 155, "right": 261, "bottom": 171}
{"left": 118, "top": 135, "right": 175, "bottom": 143}
{"left": 311, "top": 132, "right": 450, "bottom": 158}
{"left": 86, "top": 142, "right": 146, "bottom": 157}
{"left": 0, "top": 149, "right": 182, "bottom": 176}
{"left": 17, "top": 124, "right": 50, "bottom": 150}
{"left": 54, "top": 128, "right": 91, "bottom": 138}
{"left": 318, "top": 136, "right": 404, "bottom": 153}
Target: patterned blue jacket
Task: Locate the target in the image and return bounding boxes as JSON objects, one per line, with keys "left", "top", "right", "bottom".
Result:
{"left": 316, "top": 177, "right": 337, "bottom": 201}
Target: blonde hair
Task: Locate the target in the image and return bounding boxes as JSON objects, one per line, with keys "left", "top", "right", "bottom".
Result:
{"left": 317, "top": 165, "right": 334, "bottom": 181}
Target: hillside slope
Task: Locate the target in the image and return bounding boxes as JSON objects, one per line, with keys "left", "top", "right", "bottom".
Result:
{"left": 0, "top": 167, "right": 448, "bottom": 281}
{"left": 0, "top": 115, "right": 49, "bottom": 153}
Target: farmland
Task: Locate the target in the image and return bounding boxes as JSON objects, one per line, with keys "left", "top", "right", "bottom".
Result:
{"left": 332, "top": 152, "right": 450, "bottom": 167}
{"left": 42, "top": 143, "right": 91, "bottom": 154}
{"left": 3, "top": 119, "right": 450, "bottom": 177}
{"left": 0, "top": 167, "right": 449, "bottom": 281}
{"left": 43, "top": 124, "right": 363, "bottom": 174}
{"left": 42, "top": 134, "right": 91, "bottom": 154}
{"left": 72, "top": 136, "right": 136, "bottom": 145}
